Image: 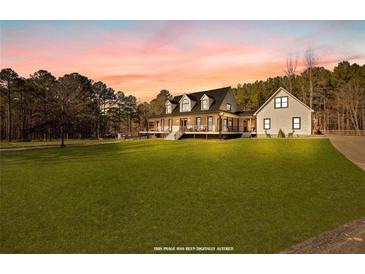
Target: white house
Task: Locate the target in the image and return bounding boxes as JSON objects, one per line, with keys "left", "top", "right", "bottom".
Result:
{"left": 254, "top": 87, "right": 314, "bottom": 137}
{"left": 143, "top": 86, "right": 314, "bottom": 139}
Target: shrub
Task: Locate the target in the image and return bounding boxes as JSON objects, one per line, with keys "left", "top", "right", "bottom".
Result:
{"left": 278, "top": 129, "right": 286, "bottom": 138}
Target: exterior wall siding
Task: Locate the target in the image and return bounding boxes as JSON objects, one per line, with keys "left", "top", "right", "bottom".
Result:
{"left": 255, "top": 89, "right": 312, "bottom": 136}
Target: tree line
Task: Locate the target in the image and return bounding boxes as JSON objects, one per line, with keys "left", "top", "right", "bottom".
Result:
{"left": 1, "top": 58, "right": 364, "bottom": 144}
{"left": 0, "top": 69, "right": 147, "bottom": 144}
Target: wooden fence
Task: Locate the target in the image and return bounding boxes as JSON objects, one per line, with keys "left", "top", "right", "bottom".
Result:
{"left": 323, "top": 130, "right": 365, "bottom": 136}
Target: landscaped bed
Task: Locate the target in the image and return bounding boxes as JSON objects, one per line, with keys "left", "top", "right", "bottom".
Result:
{"left": 1, "top": 139, "right": 365, "bottom": 253}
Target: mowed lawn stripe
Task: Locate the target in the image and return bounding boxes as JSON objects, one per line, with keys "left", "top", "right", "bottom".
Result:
{"left": 1, "top": 139, "right": 365, "bottom": 253}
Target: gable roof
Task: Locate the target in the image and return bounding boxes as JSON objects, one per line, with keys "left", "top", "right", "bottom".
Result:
{"left": 151, "top": 87, "right": 232, "bottom": 117}
{"left": 178, "top": 93, "right": 195, "bottom": 103}
{"left": 253, "top": 87, "right": 314, "bottom": 116}
{"left": 200, "top": 93, "right": 212, "bottom": 100}
{"left": 166, "top": 99, "right": 176, "bottom": 104}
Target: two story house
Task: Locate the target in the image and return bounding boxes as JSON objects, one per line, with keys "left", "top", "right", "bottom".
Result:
{"left": 141, "top": 86, "right": 313, "bottom": 139}
{"left": 254, "top": 87, "right": 314, "bottom": 137}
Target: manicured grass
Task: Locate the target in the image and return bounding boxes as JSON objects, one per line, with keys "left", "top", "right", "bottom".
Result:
{"left": 1, "top": 139, "right": 365, "bottom": 253}
{"left": 0, "top": 139, "right": 117, "bottom": 149}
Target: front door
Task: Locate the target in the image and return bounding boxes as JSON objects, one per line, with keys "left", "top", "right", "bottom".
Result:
{"left": 180, "top": 118, "right": 188, "bottom": 131}
{"left": 228, "top": 119, "right": 232, "bottom": 132}
{"left": 243, "top": 120, "right": 248, "bottom": 132}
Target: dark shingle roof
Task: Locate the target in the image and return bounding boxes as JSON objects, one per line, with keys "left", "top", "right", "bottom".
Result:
{"left": 168, "top": 86, "right": 231, "bottom": 115}
{"left": 148, "top": 86, "right": 258, "bottom": 119}
{"left": 236, "top": 110, "right": 256, "bottom": 116}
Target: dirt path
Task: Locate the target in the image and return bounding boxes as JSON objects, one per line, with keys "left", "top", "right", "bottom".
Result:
{"left": 282, "top": 218, "right": 365, "bottom": 253}
{"left": 328, "top": 135, "right": 365, "bottom": 171}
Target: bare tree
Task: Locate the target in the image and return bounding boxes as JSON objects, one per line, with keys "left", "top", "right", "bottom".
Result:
{"left": 304, "top": 48, "right": 317, "bottom": 109}
{"left": 344, "top": 79, "right": 364, "bottom": 132}
{"left": 283, "top": 56, "right": 298, "bottom": 92}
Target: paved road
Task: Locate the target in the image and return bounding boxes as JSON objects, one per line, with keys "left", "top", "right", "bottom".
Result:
{"left": 328, "top": 135, "right": 365, "bottom": 171}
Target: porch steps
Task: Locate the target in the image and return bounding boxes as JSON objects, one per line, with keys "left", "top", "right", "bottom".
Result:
{"left": 241, "top": 132, "right": 252, "bottom": 138}
{"left": 164, "top": 130, "right": 184, "bottom": 140}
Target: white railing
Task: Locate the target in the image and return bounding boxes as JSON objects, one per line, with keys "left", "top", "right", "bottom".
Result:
{"left": 148, "top": 124, "right": 256, "bottom": 133}
{"left": 174, "top": 129, "right": 184, "bottom": 140}
{"left": 181, "top": 125, "right": 216, "bottom": 132}
{"left": 181, "top": 125, "right": 245, "bottom": 132}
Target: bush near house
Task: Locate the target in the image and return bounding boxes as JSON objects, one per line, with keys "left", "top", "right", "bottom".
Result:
{"left": 278, "top": 129, "right": 286, "bottom": 138}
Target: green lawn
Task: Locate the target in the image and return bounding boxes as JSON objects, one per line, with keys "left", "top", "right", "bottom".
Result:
{"left": 1, "top": 139, "right": 365, "bottom": 253}
{"left": 0, "top": 138, "right": 117, "bottom": 149}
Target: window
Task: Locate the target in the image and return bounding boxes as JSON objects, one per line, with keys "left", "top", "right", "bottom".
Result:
{"left": 208, "top": 116, "right": 213, "bottom": 131}
{"left": 292, "top": 117, "right": 301, "bottom": 129}
{"left": 166, "top": 104, "right": 172, "bottom": 114}
{"left": 201, "top": 99, "right": 209, "bottom": 110}
{"left": 223, "top": 119, "right": 228, "bottom": 131}
{"left": 168, "top": 119, "right": 172, "bottom": 131}
{"left": 274, "top": 96, "right": 288, "bottom": 108}
{"left": 263, "top": 118, "right": 271, "bottom": 130}
{"left": 226, "top": 103, "right": 231, "bottom": 111}
{"left": 182, "top": 99, "right": 189, "bottom": 112}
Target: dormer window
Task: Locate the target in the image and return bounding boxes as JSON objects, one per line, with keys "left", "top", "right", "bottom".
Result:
{"left": 202, "top": 99, "right": 209, "bottom": 110}
{"left": 182, "top": 99, "right": 189, "bottom": 112}
{"left": 200, "top": 94, "right": 211, "bottom": 110}
{"left": 226, "top": 103, "right": 231, "bottom": 111}
{"left": 165, "top": 100, "right": 177, "bottom": 114}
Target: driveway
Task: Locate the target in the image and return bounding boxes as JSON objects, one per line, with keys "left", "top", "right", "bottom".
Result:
{"left": 282, "top": 218, "right": 365, "bottom": 253}
{"left": 328, "top": 135, "right": 365, "bottom": 171}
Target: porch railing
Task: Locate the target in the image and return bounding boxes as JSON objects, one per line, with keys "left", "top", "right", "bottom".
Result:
{"left": 180, "top": 125, "right": 255, "bottom": 133}
{"left": 147, "top": 124, "right": 257, "bottom": 133}
{"left": 180, "top": 125, "right": 216, "bottom": 132}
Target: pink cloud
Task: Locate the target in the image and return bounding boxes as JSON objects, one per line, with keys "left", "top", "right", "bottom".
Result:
{"left": 1, "top": 21, "right": 364, "bottom": 101}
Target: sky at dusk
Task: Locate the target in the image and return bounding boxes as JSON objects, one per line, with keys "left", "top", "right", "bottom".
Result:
{"left": 1, "top": 20, "right": 364, "bottom": 101}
